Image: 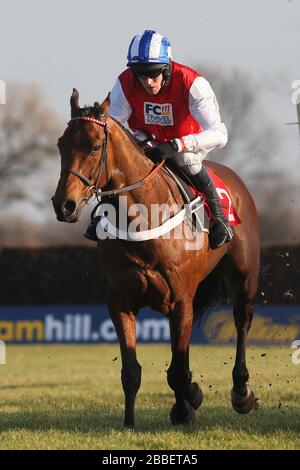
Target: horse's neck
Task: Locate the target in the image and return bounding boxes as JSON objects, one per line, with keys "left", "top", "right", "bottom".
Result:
{"left": 108, "top": 119, "right": 182, "bottom": 209}
{"left": 109, "top": 120, "right": 154, "bottom": 193}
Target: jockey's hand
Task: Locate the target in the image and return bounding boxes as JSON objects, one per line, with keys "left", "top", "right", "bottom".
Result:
{"left": 136, "top": 136, "right": 154, "bottom": 150}
{"left": 149, "top": 140, "right": 179, "bottom": 161}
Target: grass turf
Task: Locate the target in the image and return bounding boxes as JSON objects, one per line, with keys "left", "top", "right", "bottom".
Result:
{"left": 0, "top": 344, "right": 299, "bottom": 450}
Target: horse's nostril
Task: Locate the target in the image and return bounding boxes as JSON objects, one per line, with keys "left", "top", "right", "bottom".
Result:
{"left": 62, "top": 199, "right": 77, "bottom": 216}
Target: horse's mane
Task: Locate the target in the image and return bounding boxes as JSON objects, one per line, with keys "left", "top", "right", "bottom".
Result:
{"left": 110, "top": 117, "right": 147, "bottom": 154}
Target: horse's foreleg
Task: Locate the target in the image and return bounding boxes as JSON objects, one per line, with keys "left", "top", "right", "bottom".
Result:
{"left": 108, "top": 297, "right": 141, "bottom": 428}
{"left": 231, "top": 275, "right": 258, "bottom": 414}
{"left": 167, "top": 300, "right": 202, "bottom": 425}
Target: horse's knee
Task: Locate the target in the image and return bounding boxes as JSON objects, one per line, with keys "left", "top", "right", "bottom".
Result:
{"left": 167, "top": 366, "right": 191, "bottom": 392}
{"left": 121, "top": 362, "right": 142, "bottom": 395}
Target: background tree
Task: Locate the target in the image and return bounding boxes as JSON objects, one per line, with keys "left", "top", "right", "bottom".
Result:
{"left": 0, "top": 82, "right": 61, "bottom": 208}
{"left": 0, "top": 82, "right": 90, "bottom": 245}
{"left": 0, "top": 75, "right": 298, "bottom": 246}
{"left": 199, "top": 65, "right": 299, "bottom": 243}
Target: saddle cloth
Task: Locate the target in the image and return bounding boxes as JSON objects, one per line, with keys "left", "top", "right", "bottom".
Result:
{"left": 164, "top": 162, "right": 241, "bottom": 227}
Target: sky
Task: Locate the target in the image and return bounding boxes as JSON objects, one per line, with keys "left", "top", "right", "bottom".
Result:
{"left": 1, "top": 0, "right": 299, "bottom": 117}
{"left": 0, "top": 0, "right": 300, "bottom": 224}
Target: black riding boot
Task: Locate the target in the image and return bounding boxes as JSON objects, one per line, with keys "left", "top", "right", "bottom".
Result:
{"left": 191, "top": 166, "right": 233, "bottom": 249}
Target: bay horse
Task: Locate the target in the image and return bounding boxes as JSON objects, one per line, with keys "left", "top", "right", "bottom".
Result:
{"left": 52, "top": 89, "right": 260, "bottom": 428}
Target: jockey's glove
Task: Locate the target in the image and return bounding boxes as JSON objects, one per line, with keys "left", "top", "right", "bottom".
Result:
{"left": 133, "top": 130, "right": 157, "bottom": 149}
{"left": 149, "top": 139, "right": 183, "bottom": 161}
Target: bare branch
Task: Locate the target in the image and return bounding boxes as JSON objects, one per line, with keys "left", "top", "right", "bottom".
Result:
{"left": 0, "top": 82, "right": 62, "bottom": 209}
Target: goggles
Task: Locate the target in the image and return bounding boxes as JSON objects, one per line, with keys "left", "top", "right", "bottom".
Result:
{"left": 131, "top": 64, "right": 167, "bottom": 79}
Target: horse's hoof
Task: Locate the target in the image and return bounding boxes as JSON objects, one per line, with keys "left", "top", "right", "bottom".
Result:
{"left": 170, "top": 400, "right": 196, "bottom": 425}
{"left": 231, "top": 385, "right": 258, "bottom": 414}
{"left": 123, "top": 423, "right": 135, "bottom": 430}
{"left": 185, "top": 382, "right": 203, "bottom": 410}
{"left": 123, "top": 419, "right": 135, "bottom": 429}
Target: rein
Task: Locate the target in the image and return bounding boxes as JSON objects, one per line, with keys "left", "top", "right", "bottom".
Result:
{"left": 67, "top": 116, "right": 164, "bottom": 199}
{"left": 67, "top": 116, "right": 109, "bottom": 196}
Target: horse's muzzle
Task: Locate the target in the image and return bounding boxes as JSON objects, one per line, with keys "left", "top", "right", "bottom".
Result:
{"left": 51, "top": 197, "right": 78, "bottom": 223}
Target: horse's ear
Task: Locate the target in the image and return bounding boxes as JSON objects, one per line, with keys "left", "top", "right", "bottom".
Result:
{"left": 70, "top": 88, "right": 80, "bottom": 117}
{"left": 93, "top": 101, "right": 101, "bottom": 119}
{"left": 99, "top": 93, "right": 110, "bottom": 115}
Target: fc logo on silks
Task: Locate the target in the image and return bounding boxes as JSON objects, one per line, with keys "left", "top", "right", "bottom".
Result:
{"left": 144, "top": 102, "right": 173, "bottom": 126}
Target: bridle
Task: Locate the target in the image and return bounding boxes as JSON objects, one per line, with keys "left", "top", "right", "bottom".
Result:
{"left": 67, "top": 116, "right": 109, "bottom": 201}
{"left": 66, "top": 115, "right": 164, "bottom": 200}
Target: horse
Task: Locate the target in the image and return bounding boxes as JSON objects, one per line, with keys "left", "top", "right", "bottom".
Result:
{"left": 52, "top": 89, "right": 260, "bottom": 428}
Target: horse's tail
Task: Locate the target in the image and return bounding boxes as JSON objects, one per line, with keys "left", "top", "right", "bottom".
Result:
{"left": 193, "top": 259, "right": 229, "bottom": 321}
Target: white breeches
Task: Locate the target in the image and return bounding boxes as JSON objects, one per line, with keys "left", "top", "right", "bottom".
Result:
{"left": 171, "top": 151, "right": 206, "bottom": 176}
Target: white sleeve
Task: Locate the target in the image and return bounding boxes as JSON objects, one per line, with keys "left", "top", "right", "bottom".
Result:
{"left": 109, "top": 79, "right": 132, "bottom": 124}
{"left": 182, "top": 76, "right": 228, "bottom": 154}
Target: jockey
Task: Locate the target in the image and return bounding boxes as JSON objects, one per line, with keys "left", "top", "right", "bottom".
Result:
{"left": 109, "top": 30, "right": 232, "bottom": 249}
{"left": 86, "top": 30, "right": 233, "bottom": 248}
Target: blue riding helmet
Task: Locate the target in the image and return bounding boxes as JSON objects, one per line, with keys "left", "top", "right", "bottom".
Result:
{"left": 127, "top": 30, "right": 172, "bottom": 65}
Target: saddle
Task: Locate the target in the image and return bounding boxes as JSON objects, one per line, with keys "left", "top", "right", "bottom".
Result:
{"left": 84, "top": 152, "right": 240, "bottom": 242}
{"left": 161, "top": 159, "right": 241, "bottom": 228}
{"left": 162, "top": 160, "right": 210, "bottom": 233}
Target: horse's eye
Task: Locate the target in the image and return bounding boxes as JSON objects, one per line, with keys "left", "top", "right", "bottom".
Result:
{"left": 91, "top": 145, "right": 101, "bottom": 155}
